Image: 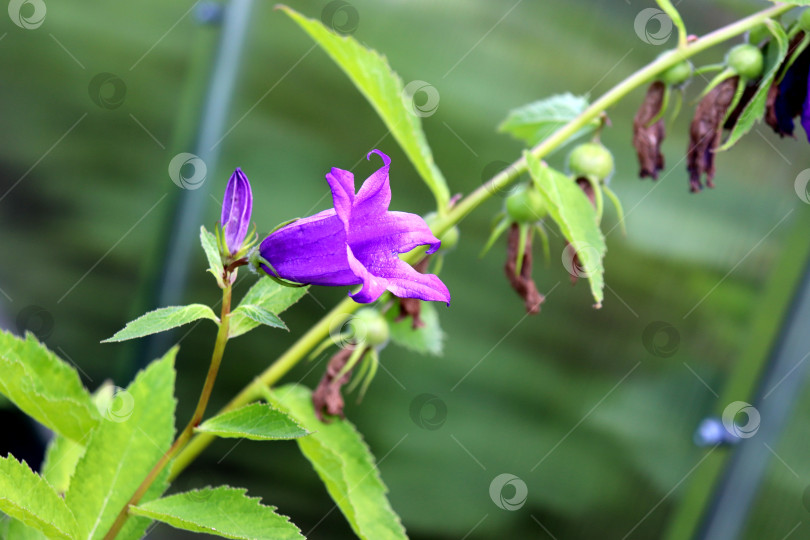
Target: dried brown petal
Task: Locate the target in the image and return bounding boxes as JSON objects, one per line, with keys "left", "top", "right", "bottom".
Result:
{"left": 312, "top": 346, "right": 364, "bottom": 421}
{"left": 687, "top": 76, "right": 739, "bottom": 192}
{"left": 396, "top": 258, "right": 430, "bottom": 329}
{"left": 633, "top": 81, "right": 667, "bottom": 180}
{"left": 766, "top": 33, "right": 810, "bottom": 137}
{"left": 504, "top": 224, "right": 544, "bottom": 314}
{"left": 575, "top": 177, "right": 596, "bottom": 207}
{"left": 765, "top": 84, "right": 781, "bottom": 134}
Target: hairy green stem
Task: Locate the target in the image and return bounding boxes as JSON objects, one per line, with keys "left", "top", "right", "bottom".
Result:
{"left": 104, "top": 285, "right": 232, "bottom": 539}
{"left": 170, "top": 2, "right": 794, "bottom": 481}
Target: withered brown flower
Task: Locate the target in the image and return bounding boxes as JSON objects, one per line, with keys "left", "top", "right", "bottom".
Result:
{"left": 687, "top": 76, "right": 739, "bottom": 192}
{"left": 504, "top": 224, "right": 544, "bottom": 314}
{"left": 312, "top": 346, "right": 365, "bottom": 421}
{"left": 633, "top": 81, "right": 667, "bottom": 180}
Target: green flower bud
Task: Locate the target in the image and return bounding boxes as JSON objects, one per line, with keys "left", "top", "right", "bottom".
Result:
{"left": 349, "top": 309, "right": 389, "bottom": 348}
{"left": 568, "top": 142, "right": 614, "bottom": 181}
{"left": 505, "top": 183, "right": 547, "bottom": 223}
{"left": 726, "top": 44, "right": 764, "bottom": 80}
{"left": 661, "top": 59, "right": 693, "bottom": 86}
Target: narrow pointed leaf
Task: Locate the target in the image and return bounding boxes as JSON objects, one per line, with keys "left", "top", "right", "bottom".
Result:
{"left": 65, "top": 349, "right": 177, "bottom": 540}
{"left": 0, "top": 455, "right": 78, "bottom": 540}
{"left": 525, "top": 153, "right": 606, "bottom": 305}
{"left": 720, "top": 21, "right": 788, "bottom": 150}
{"left": 267, "top": 384, "right": 407, "bottom": 540}
{"left": 229, "top": 279, "right": 307, "bottom": 339}
{"left": 102, "top": 304, "right": 218, "bottom": 342}
{"left": 0, "top": 330, "right": 99, "bottom": 441}
{"left": 385, "top": 302, "right": 444, "bottom": 356}
{"left": 230, "top": 305, "right": 287, "bottom": 333}
{"left": 279, "top": 6, "right": 450, "bottom": 209}
{"left": 196, "top": 403, "right": 310, "bottom": 441}
{"left": 498, "top": 93, "right": 599, "bottom": 148}
{"left": 130, "top": 487, "right": 303, "bottom": 540}
{"left": 201, "top": 225, "right": 226, "bottom": 288}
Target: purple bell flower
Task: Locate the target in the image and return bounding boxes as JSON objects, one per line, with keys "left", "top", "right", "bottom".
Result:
{"left": 221, "top": 168, "right": 253, "bottom": 256}
{"left": 768, "top": 36, "right": 810, "bottom": 140}
{"left": 258, "top": 150, "right": 451, "bottom": 305}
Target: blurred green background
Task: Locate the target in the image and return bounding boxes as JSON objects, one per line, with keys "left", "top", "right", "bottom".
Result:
{"left": 2, "top": 0, "right": 810, "bottom": 538}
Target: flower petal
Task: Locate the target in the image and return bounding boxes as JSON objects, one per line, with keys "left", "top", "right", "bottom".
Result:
{"left": 349, "top": 211, "right": 441, "bottom": 260}
{"left": 326, "top": 167, "right": 355, "bottom": 226}
{"left": 363, "top": 255, "right": 450, "bottom": 305}
{"left": 222, "top": 168, "right": 253, "bottom": 254}
{"left": 345, "top": 245, "right": 389, "bottom": 303}
{"left": 259, "top": 209, "right": 358, "bottom": 285}
{"left": 353, "top": 150, "right": 392, "bottom": 218}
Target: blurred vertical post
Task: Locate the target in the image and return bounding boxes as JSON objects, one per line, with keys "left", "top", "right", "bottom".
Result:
{"left": 136, "top": 0, "right": 254, "bottom": 370}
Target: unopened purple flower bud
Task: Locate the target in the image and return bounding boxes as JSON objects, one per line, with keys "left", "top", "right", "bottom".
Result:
{"left": 221, "top": 168, "right": 253, "bottom": 256}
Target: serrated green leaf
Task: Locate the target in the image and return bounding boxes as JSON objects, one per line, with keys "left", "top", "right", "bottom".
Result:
{"left": 385, "top": 302, "right": 444, "bottom": 356}
{"left": 6, "top": 519, "right": 46, "bottom": 540}
{"left": 498, "top": 93, "right": 599, "bottom": 148}
{"left": 130, "top": 486, "right": 304, "bottom": 540}
{"left": 196, "top": 403, "right": 310, "bottom": 441}
{"left": 230, "top": 305, "right": 287, "bottom": 332}
{"left": 0, "top": 330, "right": 99, "bottom": 441}
{"left": 267, "top": 384, "right": 407, "bottom": 540}
{"left": 0, "top": 455, "right": 78, "bottom": 540}
{"left": 102, "top": 304, "right": 218, "bottom": 343}
{"left": 525, "top": 153, "right": 606, "bottom": 306}
{"left": 279, "top": 6, "right": 450, "bottom": 209}
{"left": 66, "top": 349, "right": 177, "bottom": 540}
{"left": 229, "top": 278, "right": 307, "bottom": 339}
{"left": 117, "top": 468, "right": 170, "bottom": 540}
{"left": 41, "top": 434, "right": 85, "bottom": 495}
{"left": 720, "top": 21, "right": 788, "bottom": 150}
{"left": 201, "top": 225, "right": 226, "bottom": 288}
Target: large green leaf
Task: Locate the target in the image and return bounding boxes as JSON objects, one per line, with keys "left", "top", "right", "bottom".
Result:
{"left": 41, "top": 434, "right": 85, "bottom": 495}
{"left": 0, "top": 330, "right": 99, "bottom": 441}
{"left": 525, "top": 153, "right": 606, "bottom": 306}
{"left": 6, "top": 519, "right": 46, "bottom": 540}
{"left": 201, "top": 225, "right": 226, "bottom": 288}
{"left": 229, "top": 305, "right": 287, "bottom": 332}
{"left": 102, "top": 304, "right": 219, "bottom": 342}
{"left": 0, "top": 455, "right": 78, "bottom": 540}
{"left": 130, "top": 487, "right": 304, "bottom": 539}
{"left": 720, "top": 20, "right": 788, "bottom": 150}
{"left": 229, "top": 278, "right": 307, "bottom": 339}
{"left": 279, "top": 6, "right": 450, "bottom": 209}
{"left": 268, "top": 384, "right": 407, "bottom": 540}
{"left": 196, "top": 403, "right": 310, "bottom": 441}
{"left": 385, "top": 302, "right": 444, "bottom": 356}
{"left": 65, "top": 349, "right": 177, "bottom": 540}
{"left": 498, "top": 93, "right": 599, "bottom": 148}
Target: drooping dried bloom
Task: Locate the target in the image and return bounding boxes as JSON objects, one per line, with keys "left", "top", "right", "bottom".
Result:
{"left": 396, "top": 257, "right": 430, "bottom": 329}
{"left": 766, "top": 33, "right": 810, "bottom": 139}
{"left": 504, "top": 224, "right": 543, "bottom": 314}
{"left": 312, "top": 346, "right": 363, "bottom": 421}
{"left": 633, "top": 81, "right": 667, "bottom": 180}
{"left": 221, "top": 168, "right": 253, "bottom": 256}
{"left": 258, "top": 150, "right": 451, "bottom": 305}
{"left": 687, "top": 76, "right": 739, "bottom": 192}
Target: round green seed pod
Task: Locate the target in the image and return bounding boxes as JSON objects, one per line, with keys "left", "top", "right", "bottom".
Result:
{"left": 726, "top": 44, "right": 764, "bottom": 80}
{"left": 505, "top": 183, "right": 547, "bottom": 223}
{"left": 661, "top": 59, "right": 693, "bottom": 86}
{"left": 349, "top": 309, "right": 389, "bottom": 347}
{"left": 568, "top": 142, "right": 615, "bottom": 181}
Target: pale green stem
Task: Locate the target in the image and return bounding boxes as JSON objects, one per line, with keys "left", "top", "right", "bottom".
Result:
{"left": 169, "top": 2, "right": 795, "bottom": 481}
